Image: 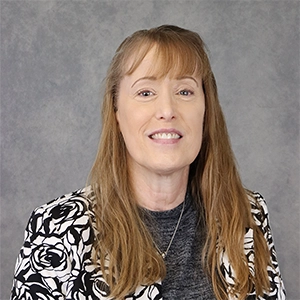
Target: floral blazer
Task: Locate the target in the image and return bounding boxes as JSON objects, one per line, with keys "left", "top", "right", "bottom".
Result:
{"left": 11, "top": 187, "right": 285, "bottom": 299}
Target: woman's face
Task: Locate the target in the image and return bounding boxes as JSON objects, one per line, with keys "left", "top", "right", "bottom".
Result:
{"left": 116, "top": 47, "right": 205, "bottom": 176}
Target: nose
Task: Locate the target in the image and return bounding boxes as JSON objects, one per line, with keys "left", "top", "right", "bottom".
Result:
{"left": 155, "top": 90, "right": 176, "bottom": 121}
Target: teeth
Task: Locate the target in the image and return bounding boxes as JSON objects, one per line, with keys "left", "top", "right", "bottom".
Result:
{"left": 151, "top": 133, "right": 180, "bottom": 139}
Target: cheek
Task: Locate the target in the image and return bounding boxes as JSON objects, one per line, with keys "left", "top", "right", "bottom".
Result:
{"left": 189, "top": 104, "right": 205, "bottom": 128}
{"left": 190, "top": 108, "right": 205, "bottom": 147}
{"left": 116, "top": 104, "right": 151, "bottom": 135}
{"left": 116, "top": 109, "right": 144, "bottom": 149}
{"left": 116, "top": 105, "right": 132, "bottom": 130}
{"left": 117, "top": 109, "right": 133, "bottom": 134}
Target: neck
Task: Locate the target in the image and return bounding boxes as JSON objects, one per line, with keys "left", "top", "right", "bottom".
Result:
{"left": 130, "top": 164, "right": 189, "bottom": 211}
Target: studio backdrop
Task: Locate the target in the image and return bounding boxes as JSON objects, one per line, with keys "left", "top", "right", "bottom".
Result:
{"left": 1, "top": 1, "right": 299, "bottom": 299}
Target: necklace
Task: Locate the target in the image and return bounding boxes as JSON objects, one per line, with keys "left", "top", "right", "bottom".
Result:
{"left": 154, "top": 200, "right": 185, "bottom": 259}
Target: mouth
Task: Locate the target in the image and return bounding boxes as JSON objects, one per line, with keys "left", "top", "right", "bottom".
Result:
{"left": 150, "top": 132, "right": 181, "bottom": 139}
{"left": 149, "top": 130, "right": 183, "bottom": 140}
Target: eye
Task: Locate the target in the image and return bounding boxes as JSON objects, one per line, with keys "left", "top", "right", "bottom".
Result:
{"left": 138, "top": 90, "right": 154, "bottom": 97}
{"left": 178, "top": 89, "right": 194, "bottom": 96}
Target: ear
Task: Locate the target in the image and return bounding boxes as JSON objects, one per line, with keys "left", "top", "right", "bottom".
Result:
{"left": 115, "top": 109, "right": 120, "bottom": 124}
{"left": 115, "top": 110, "right": 123, "bottom": 134}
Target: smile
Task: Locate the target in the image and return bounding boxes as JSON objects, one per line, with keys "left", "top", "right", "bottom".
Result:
{"left": 150, "top": 132, "right": 182, "bottom": 140}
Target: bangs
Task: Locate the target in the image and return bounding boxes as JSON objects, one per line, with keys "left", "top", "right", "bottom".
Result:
{"left": 122, "top": 36, "right": 208, "bottom": 79}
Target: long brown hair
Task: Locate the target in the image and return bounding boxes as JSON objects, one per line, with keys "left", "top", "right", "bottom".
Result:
{"left": 88, "top": 25, "right": 270, "bottom": 299}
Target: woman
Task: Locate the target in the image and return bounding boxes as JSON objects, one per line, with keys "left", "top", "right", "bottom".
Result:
{"left": 11, "top": 25, "right": 285, "bottom": 300}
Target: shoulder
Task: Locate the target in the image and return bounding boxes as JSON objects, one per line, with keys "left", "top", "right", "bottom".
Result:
{"left": 246, "top": 191, "right": 278, "bottom": 251}
{"left": 247, "top": 190, "right": 268, "bottom": 212}
{"left": 246, "top": 192, "right": 286, "bottom": 298}
{"left": 246, "top": 191, "right": 270, "bottom": 229}
{"left": 34, "top": 186, "right": 95, "bottom": 217}
{"left": 38, "top": 186, "right": 94, "bottom": 209}
{"left": 27, "top": 186, "right": 97, "bottom": 238}
{"left": 11, "top": 187, "right": 99, "bottom": 299}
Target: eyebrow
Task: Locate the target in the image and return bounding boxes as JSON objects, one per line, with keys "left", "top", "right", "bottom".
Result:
{"left": 175, "top": 76, "right": 199, "bottom": 87}
{"left": 131, "top": 75, "right": 199, "bottom": 88}
{"left": 131, "top": 76, "right": 157, "bottom": 88}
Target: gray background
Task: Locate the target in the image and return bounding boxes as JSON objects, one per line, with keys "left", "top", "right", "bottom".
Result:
{"left": 1, "top": 1, "right": 299, "bottom": 299}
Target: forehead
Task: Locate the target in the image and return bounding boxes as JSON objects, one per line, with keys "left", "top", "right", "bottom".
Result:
{"left": 125, "top": 47, "right": 161, "bottom": 78}
{"left": 123, "top": 43, "right": 201, "bottom": 79}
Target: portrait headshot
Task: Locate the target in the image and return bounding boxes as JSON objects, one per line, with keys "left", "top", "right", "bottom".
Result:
{"left": 1, "top": 1, "right": 299, "bottom": 299}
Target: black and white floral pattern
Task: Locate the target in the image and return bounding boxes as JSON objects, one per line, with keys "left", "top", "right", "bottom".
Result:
{"left": 220, "top": 192, "right": 286, "bottom": 299}
{"left": 11, "top": 188, "right": 285, "bottom": 299}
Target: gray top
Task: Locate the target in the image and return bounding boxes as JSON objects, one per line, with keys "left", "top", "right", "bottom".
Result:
{"left": 144, "top": 193, "right": 216, "bottom": 300}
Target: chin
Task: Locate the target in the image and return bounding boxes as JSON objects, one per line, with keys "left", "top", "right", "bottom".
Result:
{"left": 150, "top": 163, "right": 190, "bottom": 175}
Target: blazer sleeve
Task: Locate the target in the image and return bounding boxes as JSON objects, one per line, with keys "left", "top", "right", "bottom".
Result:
{"left": 250, "top": 192, "right": 286, "bottom": 300}
{"left": 10, "top": 205, "right": 72, "bottom": 300}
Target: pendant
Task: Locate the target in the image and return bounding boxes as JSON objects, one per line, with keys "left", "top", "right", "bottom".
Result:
{"left": 161, "top": 252, "right": 166, "bottom": 259}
